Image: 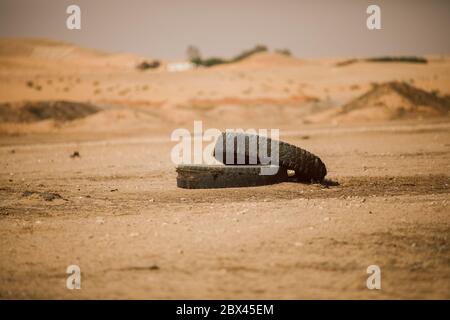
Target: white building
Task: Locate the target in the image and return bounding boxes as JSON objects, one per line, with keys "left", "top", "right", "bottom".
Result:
{"left": 166, "top": 61, "right": 195, "bottom": 72}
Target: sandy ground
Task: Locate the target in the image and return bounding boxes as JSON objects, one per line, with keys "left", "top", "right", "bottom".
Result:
{"left": 0, "top": 39, "right": 449, "bottom": 299}
{"left": 1, "top": 121, "right": 449, "bottom": 299}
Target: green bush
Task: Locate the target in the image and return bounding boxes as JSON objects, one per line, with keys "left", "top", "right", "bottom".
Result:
{"left": 230, "top": 45, "right": 268, "bottom": 63}
{"left": 365, "top": 56, "right": 427, "bottom": 64}
{"left": 191, "top": 45, "right": 269, "bottom": 68}
{"left": 275, "top": 49, "right": 291, "bottom": 56}
{"left": 136, "top": 60, "right": 161, "bottom": 70}
{"left": 199, "top": 57, "right": 228, "bottom": 67}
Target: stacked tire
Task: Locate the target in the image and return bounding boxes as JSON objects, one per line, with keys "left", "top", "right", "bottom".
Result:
{"left": 176, "top": 132, "right": 327, "bottom": 189}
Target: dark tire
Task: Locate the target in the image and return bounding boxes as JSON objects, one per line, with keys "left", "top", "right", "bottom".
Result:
{"left": 214, "top": 132, "right": 327, "bottom": 181}
{"left": 176, "top": 165, "right": 288, "bottom": 189}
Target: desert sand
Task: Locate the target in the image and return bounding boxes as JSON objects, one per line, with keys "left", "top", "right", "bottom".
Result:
{"left": 0, "top": 38, "right": 449, "bottom": 299}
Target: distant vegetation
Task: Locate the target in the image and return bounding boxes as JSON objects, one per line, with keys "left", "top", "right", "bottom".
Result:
{"left": 191, "top": 57, "right": 227, "bottom": 67}
{"left": 275, "top": 49, "right": 292, "bottom": 56}
{"left": 136, "top": 60, "right": 161, "bottom": 70}
{"left": 189, "top": 45, "right": 269, "bottom": 67}
{"left": 230, "top": 45, "right": 268, "bottom": 63}
{"left": 335, "top": 59, "right": 358, "bottom": 67}
{"left": 366, "top": 56, "right": 427, "bottom": 64}
{"left": 336, "top": 56, "right": 428, "bottom": 67}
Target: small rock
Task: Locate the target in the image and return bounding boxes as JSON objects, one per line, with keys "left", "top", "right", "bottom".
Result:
{"left": 41, "top": 192, "right": 63, "bottom": 201}
{"left": 129, "top": 232, "right": 139, "bottom": 237}
{"left": 21, "top": 190, "right": 34, "bottom": 197}
{"left": 70, "top": 151, "right": 80, "bottom": 158}
{"left": 22, "top": 190, "right": 64, "bottom": 201}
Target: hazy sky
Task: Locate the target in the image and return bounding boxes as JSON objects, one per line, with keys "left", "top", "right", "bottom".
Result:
{"left": 0, "top": 0, "right": 449, "bottom": 59}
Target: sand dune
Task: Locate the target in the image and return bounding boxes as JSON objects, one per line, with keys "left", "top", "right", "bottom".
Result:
{"left": 0, "top": 38, "right": 105, "bottom": 58}
{"left": 307, "top": 81, "right": 450, "bottom": 124}
{"left": 0, "top": 99, "right": 163, "bottom": 134}
{"left": 0, "top": 38, "right": 145, "bottom": 69}
{"left": 0, "top": 100, "right": 100, "bottom": 123}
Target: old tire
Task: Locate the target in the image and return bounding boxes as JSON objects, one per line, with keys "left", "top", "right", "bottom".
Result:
{"left": 176, "top": 165, "right": 288, "bottom": 189}
{"left": 214, "top": 132, "right": 327, "bottom": 181}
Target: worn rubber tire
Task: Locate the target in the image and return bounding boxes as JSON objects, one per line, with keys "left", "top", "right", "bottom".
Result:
{"left": 214, "top": 132, "right": 327, "bottom": 181}
{"left": 176, "top": 165, "right": 288, "bottom": 189}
